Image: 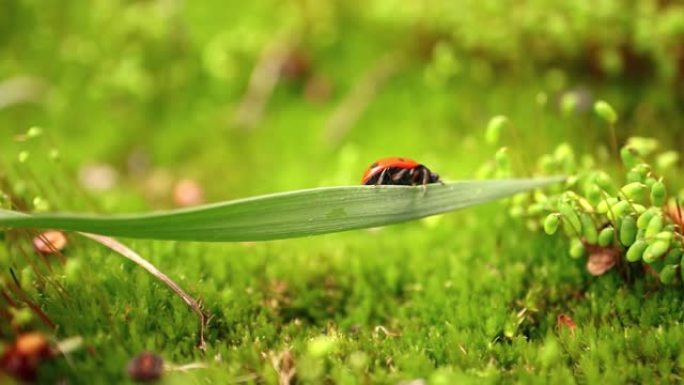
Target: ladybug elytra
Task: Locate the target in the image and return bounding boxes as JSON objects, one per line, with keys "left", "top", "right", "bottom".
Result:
{"left": 361, "top": 157, "right": 441, "bottom": 186}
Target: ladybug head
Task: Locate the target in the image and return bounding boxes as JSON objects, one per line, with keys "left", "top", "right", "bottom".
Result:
{"left": 429, "top": 171, "right": 440, "bottom": 183}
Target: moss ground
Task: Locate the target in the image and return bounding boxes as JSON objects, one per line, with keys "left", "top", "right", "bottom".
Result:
{"left": 2, "top": 1, "right": 684, "bottom": 383}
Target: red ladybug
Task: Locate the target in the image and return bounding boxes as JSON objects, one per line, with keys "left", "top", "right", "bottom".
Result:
{"left": 361, "top": 157, "right": 441, "bottom": 186}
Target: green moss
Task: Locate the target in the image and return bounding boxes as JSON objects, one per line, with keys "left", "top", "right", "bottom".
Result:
{"left": 2, "top": 0, "right": 684, "bottom": 383}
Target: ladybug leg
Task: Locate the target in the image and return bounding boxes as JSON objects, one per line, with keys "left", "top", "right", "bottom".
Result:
{"left": 391, "top": 168, "right": 408, "bottom": 183}
{"left": 419, "top": 168, "right": 429, "bottom": 196}
{"left": 374, "top": 168, "right": 389, "bottom": 186}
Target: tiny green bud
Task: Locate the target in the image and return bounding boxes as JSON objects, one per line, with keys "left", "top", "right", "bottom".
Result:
{"left": 626, "top": 170, "right": 642, "bottom": 184}
{"left": 554, "top": 143, "right": 576, "bottom": 173}
{"left": 620, "top": 146, "right": 639, "bottom": 169}
{"left": 495, "top": 147, "right": 510, "bottom": 170}
{"left": 26, "top": 126, "right": 43, "bottom": 138}
{"left": 49, "top": 148, "right": 60, "bottom": 161}
{"left": 534, "top": 191, "right": 548, "bottom": 203}
{"left": 527, "top": 203, "right": 545, "bottom": 216}
{"left": 593, "top": 100, "right": 618, "bottom": 124}
{"left": 594, "top": 171, "right": 615, "bottom": 194}
{"left": 637, "top": 208, "right": 659, "bottom": 229}
{"left": 626, "top": 164, "right": 650, "bottom": 183}
{"left": 645, "top": 177, "right": 657, "bottom": 188}
{"left": 538, "top": 155, "right": 556, "bottom": 173}
{"left": 645, "top": 215, "right": 664, "bottom": 238}
{"left": 18, "top": 151, "right": 29, "bottom": 163}
{"left": 597, "top": 197, "right": 619, "bottom": 214}
{"left": 626, "top": 240, "right": 648, "bottom": 262}
{"left": 32, "top": 197, "right": 50, "bottom": 212}
{"left": 650, "top": 180, "right": 667, "bottom": 207}
{"left": 577, "top": 198, "right": 594, "bottom": 213}
{"left": 598, "top": 227, "right": 615, "bottom": 247}
{"left": 581, "top": 213, "right": 598, "bottom": 244}
{"left": 509, "top": 205, "right": 524, "bottom": 218}
{"left": 512, "top": 193, "right": 528, "bottom": 206}
{"left": 307, "top": 336, "right": 338, "bottom": 357}
{"left": 656, "top": 151, "right": 679, "bottom": 171}
{"left": 559, "top": 201, "right": 582, "bottom": 234}
{"left": 654, "top": 231, "right": 674, "bottom": 242}
{"left": 644, "top": 240, "right": 670, "bottom": 263}
{"left": 476, "top": 162, "right": 495, "bottom": 179}
{"left": 621, "top": 182, "right": 647, "bottom": 202}
{"left": 627, "top": 137, "right": 659, "bottom": 156}
{"left": 659, "top": 265, "right": 677, "bottom": 285}
{"left": 619, "top": 216, "right": 637, "bottom": 247}
{"left": 608, "top": 200, "right": 630, "bottom": 221}
{"left": 485, "top": 115, "right": 508, "bottom": 145}
{"left": 632, "top": 204, "right": 646, "bottom": 214}
{"left": 569, "top": 238, "right": 586, "bottom": 259}
{"left": 561, "top": 92, "right": 579, "bottom": 115}
{"left": 544, "top": 214, "right": 561, "bottom": 235}
{"left": 586, "top": 184, "right": 602, "bottom": 206}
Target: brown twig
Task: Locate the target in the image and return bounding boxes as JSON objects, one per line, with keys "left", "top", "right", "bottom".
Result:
{"left": 78, "top": 233, "right": 208, "bottom": 351}
{"left": 270, "top": 349, "right": 296, "bottom": 385}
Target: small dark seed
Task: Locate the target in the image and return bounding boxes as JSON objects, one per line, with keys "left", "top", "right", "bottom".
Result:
{"left": 1, "top": 333, "right": 53, "bottom": 382}
{"left": 1, "top": 346, "right": 37, "bottom": 382}
{"left": 127, "top": 352, "right": 164, "bottom": 382}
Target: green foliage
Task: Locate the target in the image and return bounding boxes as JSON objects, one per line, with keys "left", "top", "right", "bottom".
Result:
{"left": 505, "top": 135, "right": 684, "bottom": 285}
{"left": 2, "top": 0, "right": 684, "bottom": 383}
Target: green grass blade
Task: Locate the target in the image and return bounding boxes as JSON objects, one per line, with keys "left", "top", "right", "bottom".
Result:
{"left": 0, "top": 177, "right": 563, "bottom": 241}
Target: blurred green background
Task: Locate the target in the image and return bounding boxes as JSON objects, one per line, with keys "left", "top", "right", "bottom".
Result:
{"left": 2, "top": 0, "right": 683, "bottom": 206}
{"left": 2, "top": 1, "right": 684, "bottom": 384}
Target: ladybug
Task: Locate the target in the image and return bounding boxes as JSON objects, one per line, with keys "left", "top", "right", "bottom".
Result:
{"left": 361, "top": 157, "right": 441, "bottom": 186}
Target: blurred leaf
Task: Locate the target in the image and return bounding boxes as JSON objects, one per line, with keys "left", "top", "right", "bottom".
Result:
{"left": 0, "top": 178, "right": 563, "bottom": 242}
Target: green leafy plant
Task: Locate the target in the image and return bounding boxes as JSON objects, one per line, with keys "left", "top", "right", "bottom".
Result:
{"left": 502, "top": 101, "right": 684, "bottom": 284}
